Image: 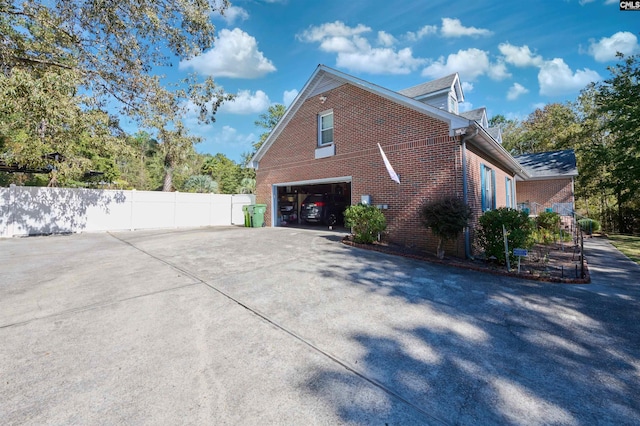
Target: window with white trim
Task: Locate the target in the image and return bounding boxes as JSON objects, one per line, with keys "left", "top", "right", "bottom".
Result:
{"left": 481, "top": 164, "right": 496, "bottom": 212}
{"left": 318, "top": 111, "right": 334, "bottom": 146}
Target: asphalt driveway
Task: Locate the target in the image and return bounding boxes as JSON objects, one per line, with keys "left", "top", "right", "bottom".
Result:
{"left": 1, "top": 227, "right": 639, "bottom": 425}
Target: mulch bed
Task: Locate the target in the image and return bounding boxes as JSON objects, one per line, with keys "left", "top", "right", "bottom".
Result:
{"left": 342, "top": 236, "right": 590, "bottom": 284}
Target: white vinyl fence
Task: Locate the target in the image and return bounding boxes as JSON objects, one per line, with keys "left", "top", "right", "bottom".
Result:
{"left": 0, "top": 185, "right": 255, "bottom": 238}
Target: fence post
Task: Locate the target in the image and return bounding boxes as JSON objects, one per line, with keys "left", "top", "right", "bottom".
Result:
{"left": 130, "top": 189, "right": 135, "bottom": 231}
{"left": 580, "top": 225, "right": 585, "bottom": 278}
{"left": 8, "top": 184, "right": 16, "bottom": 238}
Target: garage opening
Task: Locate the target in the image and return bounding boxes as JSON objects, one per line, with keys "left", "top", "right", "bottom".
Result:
{"left": 273, "top": 177, "right": 351, "bottom": 229}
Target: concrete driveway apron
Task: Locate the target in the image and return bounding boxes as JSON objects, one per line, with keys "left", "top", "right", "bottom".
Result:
{"left": 1, "top": 227, "right": 639, "bottom": 425}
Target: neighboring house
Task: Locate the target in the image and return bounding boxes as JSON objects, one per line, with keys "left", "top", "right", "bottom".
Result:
{"left": 250, "top": 65, "right": 574, "bottom": 258}
{"left": 514, "top": 149, "right": 578, "bottom": 225}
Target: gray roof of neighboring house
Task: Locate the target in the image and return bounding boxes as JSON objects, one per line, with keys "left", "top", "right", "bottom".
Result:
{"left": 459, "top": 107, "right": 486, "bottom": 122}
{"left": 398, "top": 74, "right": 458, "bottom": 98}
{"left": 514, "top": 149, "right": 578, "bottom": 179}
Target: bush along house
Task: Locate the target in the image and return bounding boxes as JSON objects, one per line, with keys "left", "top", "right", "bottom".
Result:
{"left": 249, "top": 65, "right": 577, "bottom": 258}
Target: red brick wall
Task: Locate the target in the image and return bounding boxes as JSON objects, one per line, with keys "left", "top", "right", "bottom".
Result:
{"left": 255, "top": 83, "right": 514, "bottom": 257}
{"left": 516, "top": 178, "right": 574, "bottom": 211}
{"left": 464, "top": 144, "right": 517, "bottom": 254}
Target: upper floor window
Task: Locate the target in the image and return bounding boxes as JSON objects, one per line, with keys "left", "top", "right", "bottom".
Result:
{"left": 318, "top": 111, "right": 334, "bottom": 146}
{"left": 448, "top": 95, "right": 458, "bottom": 114}
{"left": 481, "top": 164, "right": 496, "bottom": 212}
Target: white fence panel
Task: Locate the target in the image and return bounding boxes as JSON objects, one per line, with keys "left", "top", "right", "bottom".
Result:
{"left": 0, "top": 187, "right": 11, "bottom": 238}
{"left": 83, "top": 189, "right": 133, "bottom": 232}
{"left": 0, "top": 185, "right": 257, "bottom": 238}
{"left": 231, "top": 194, "right": 255, "bottom": 225}
{"left": 131, "top": 190, "right": 178, "bottom": 230}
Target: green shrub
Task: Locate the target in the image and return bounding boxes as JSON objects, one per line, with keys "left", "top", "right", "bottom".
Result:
{"left": 344, "top": 204, "right": 387, "bottom": 244}
{"left": 534, "top": 211, "right": 561, "bottom": 245}
{"left": 578, "top": 218, "right": 601, "bottom": 234}
{"left": 420, "top": 197, "right": 471, "bottom": 259}
{"left": 476, "top": 208, "right": 534, "bottom": 265}
{"left": 536, "top": 211, "right": 561, "bottom": 231}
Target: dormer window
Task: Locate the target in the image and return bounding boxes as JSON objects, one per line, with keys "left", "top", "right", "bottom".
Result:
{"left": 448, "top": 95, "right": 458, "bottom": 114}
{"left": 318, "top": 111, "right": 334, "bottom": 146}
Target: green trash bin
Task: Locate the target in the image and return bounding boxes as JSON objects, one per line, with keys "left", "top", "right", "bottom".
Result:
{"left": 242, "top": 205, "right": 254, "bottom": 227}
{"left": 251, "top": 204, "right": 267, "bottom": 228}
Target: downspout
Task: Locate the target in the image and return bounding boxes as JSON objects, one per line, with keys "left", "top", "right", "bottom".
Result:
{"left": 461, "top": 126, "right": 479, "bottom": 259}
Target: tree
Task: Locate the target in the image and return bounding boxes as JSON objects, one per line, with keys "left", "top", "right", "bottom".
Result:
{"left": 116, "top": 132, "right": 163, "bottom": 190}
{"left": 522, "top": 103, "right": 581, "bottom": 153}
{"left": 202, "top": 153, "right": 241, "bottom": 194}
{"left": 1, "top": 0, "right": 233, "bottom": 184}
{"left": 156, "top": 124, "right": 201, "bottom": 192}
{"left": 238, "top": 177, "right": 256, "bottom": 194}
{"left": 0, "top": 0, "right": 231, "bottom": 120}
{"left": 490, "top": 115, "right": 527, "bottom": 155}
{"left": 183, "top": 175, "right": 219, "bottom": 193}
{"left": 420, "top": 197, "right": 471, "bottom": 259}
{"left": 0, "top": 67, "right": 129, "bottom": 185}
{"left": 574, "top": 84, "right": 615, "bottom": 226}
{"left": 594, "top": 54, "right": 640, "bottom": 232}
{"left": 253, "top": 104, "right": 286, "bottom": 152}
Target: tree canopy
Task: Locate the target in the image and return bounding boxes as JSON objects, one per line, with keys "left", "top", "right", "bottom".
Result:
{"left": 0, "top": 0, "right": 230, "bottom": 118}
{"left": 0, "top": 0, "right": 234, "bottom": 186}
{"left": 491, "top": 54, "right": 640, "bottom": 233}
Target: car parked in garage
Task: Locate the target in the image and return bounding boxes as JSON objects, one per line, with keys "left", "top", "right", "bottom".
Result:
{"left": 300, "top": 194, "right": 349, "bottom": 226}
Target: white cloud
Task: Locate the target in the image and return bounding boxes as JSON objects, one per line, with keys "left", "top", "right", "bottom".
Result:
{"left": 440, "top": 18, "right": 492, "bottom": 38}
{"left": 220, "top": 90, "right": 271, "bottom": 114}
{"left": 588, "top": 31, "right": 639, "bottom": 62}
{"left": 298, "top": 21, "right": 424, "bottom": 74}
{"left": 422, "top": 48, "right": 508, "bottom": 81}
{"left": 337, "top": 46, "right": 424, "bottom": 74}
{"left": 461, "top": 81, "right": 474, "bottom": 93}
{"left": 538, "top": 58, "right": 601, "bottom": 96}
{"left": 283, "top": 89, "right": 298, "bottom": 106}
{"left": 459, "top": 101, "right": 474, "bottom": 113}
{"left": 377, "top": 31, "right": 397, "bottom": 47}
{"left": 179, "top": 28, "right": 276, "bottom": 78}
{"left": 488, "top": 60, "right": 511, "bottom": 80}
{"left": 405, "top": 25, "right": 438, "bottom": 41}
{"left": 212, "top": 125, "right": 256, "bottom": 146}
{"left": 507, "top": 83, "right": 529, "bottom": 100}
{"left": 221, "top": 5, "right": 249, "bottom": 24}
{"left": 298, "top": 21, "right": 371, "bottom": 43}
{"left": 498, "top": 43, "right": 544, "bottom": 67}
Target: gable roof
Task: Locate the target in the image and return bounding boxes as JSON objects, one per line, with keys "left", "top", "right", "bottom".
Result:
{"left": 486, "top": 127, "right": 502, "bottom": 144}
{"left": 249, "top": 65, "right": 529, "bottom": 179}
{"left": 398, "top": 73, "right": 464, "bottom": 102}
{"left": 459, "top": 107, "right": 486, "bottom": 122}
{"left": 514, "top": 149, "right": 578, "bottom": 180}
{"left": 250, "top": 65, "right": 470, "bottom": 167}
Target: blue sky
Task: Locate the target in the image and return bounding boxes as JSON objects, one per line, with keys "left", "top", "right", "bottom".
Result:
{"left": 161, "top": 0, "right": 638, "bottom": 162}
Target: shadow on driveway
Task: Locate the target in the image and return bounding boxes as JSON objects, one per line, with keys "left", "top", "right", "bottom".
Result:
{"left": 299, "top": 239, "right": 640, "bottom": 424}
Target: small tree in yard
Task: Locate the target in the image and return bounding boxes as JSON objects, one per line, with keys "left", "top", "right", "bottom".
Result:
{"left": 344, "top": 204, "right": 387, "bottom": 244}
{"left": 420, "top": 197, "right": 471, "bottom": 259}
{"left": 477, "top": 208, "right": 533, "bottom": 265}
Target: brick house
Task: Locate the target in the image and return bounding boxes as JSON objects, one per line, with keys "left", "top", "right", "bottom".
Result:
{"left": 514, "top": 150, "right": 578, "bottom": 228}
{"left": 250, "top": 65, "right": 574, "bottom": 258}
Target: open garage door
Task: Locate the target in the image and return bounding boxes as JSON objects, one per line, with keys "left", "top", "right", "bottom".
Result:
{"left": 271, "top": 176, "right": 351, "bottom": 228}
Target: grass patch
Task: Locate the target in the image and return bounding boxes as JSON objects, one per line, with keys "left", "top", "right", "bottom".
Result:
{"left": 607, "top": 234, "right": 640, "bottom": 264}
